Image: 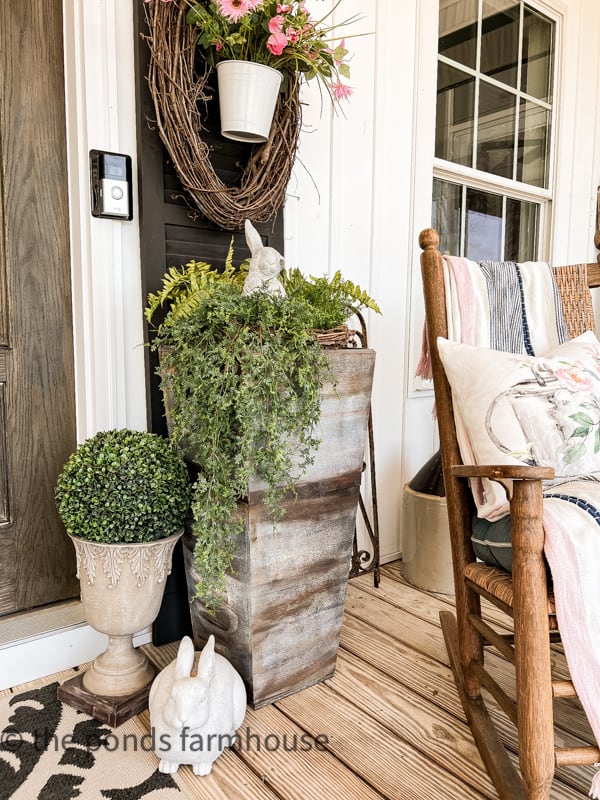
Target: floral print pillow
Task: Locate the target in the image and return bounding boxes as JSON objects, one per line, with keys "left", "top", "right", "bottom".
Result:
{"left": 437, "top": 331, "right": 600, "bottom": 521}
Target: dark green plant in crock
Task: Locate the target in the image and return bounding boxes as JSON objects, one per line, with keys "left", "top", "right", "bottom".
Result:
{"left": 55, "top": 429, "right": 191, "bottom": 543}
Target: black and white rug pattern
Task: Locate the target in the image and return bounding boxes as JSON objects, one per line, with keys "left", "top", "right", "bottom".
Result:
{"left": 0, "top": 681, "right": 181, "bottom": 800}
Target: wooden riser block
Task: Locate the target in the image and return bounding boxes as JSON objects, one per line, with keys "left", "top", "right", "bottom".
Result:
{"left": 57, "top": 671, "right": 153, "bottom": 727}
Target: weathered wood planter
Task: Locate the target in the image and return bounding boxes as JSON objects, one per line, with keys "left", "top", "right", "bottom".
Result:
{"left": 181, "top": 348, "right": 375, "bottom": 708}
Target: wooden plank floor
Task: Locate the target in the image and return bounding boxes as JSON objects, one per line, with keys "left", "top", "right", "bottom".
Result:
{"left": 7, "top": 563, "right": 597, "bottom": 799}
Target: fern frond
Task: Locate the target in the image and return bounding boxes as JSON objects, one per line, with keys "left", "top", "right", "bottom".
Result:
{"left": 145, "top": 254, "right": 251, "bottom": 331}
{"left": 146, "top": 252, "right": 380, "bottom": 338}
{"left": 224, "top": 238, "right": 235, "bottom": 276}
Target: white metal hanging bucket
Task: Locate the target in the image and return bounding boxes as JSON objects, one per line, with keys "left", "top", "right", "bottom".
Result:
{"left": 216, "top": 60, "right": 283, "bottom": 143}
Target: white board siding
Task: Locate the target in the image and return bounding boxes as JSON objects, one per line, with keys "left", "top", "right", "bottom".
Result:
{"left": 286, "top": 0, "right": 421, "bottom": 563}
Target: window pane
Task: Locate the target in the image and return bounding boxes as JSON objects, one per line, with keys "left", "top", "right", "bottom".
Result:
{"left": 438, "top": 0, "right": 478, "bottom": 69}
{"left": 432, "top": 183, "right": 541, "bottom": 262}
{"left": 465, "top": 189, "right": 503, "bottom": 261}
{"left": 477, "top": 81, "right": 516, "bottom": 179}
{"left": 521, "top": 8, "right": 553, "bottom": 102}
{"left": 432, "top": 179, "right": 462, "bottom": 255}
{"left": 436, "top": 63, "right": 475, "bottom": 166}
{"left": 517, "top": 100, "right": 550, "bottom": 188}
{"left": 481, "top": 0, "right": 520, "bottom": 88}
{"left": 505, "top": 198, "right": 539, "bottom": 260}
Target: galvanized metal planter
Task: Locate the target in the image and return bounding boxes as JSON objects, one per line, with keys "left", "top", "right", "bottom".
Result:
{"left": 182, "top": 348, "right": 375, "bottom": 708}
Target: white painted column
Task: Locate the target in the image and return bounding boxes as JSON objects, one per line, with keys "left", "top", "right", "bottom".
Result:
{"left": 63, "top": 0, "right": 147, "bottom": 440}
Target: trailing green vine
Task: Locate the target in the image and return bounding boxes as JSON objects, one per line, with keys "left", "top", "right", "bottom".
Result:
{"left": 154, "top": 284, "right": 330, "bottom": 608}
{"left": 147, "top": 258, "right": 381, "bottom": 610}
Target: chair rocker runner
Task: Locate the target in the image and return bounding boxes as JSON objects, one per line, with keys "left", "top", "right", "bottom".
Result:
{"left": 419, "top": 227, "right": 600, "bottom": 800}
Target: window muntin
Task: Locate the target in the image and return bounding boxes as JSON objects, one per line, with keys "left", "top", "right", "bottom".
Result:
{"left": 434, "top": 0, "right": 555, "bottom": 260}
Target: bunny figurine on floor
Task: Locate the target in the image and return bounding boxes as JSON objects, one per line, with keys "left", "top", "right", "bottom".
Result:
{"left": 242, "top": 219, "right": 286, "bottom": 297}
{"left": 149, "top": 635, "right": 247, "bottom": 776}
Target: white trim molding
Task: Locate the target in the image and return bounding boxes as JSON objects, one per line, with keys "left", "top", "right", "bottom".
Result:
{"left": 63, "top": 0, "right": 147, "bottom": 441}
{"left": 0, "top": 618, "right": 151, "bottom": 692}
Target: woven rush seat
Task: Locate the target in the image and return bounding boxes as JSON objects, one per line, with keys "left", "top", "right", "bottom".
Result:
{"left": 464, "top": 562, "right": 557, "bottom": 627}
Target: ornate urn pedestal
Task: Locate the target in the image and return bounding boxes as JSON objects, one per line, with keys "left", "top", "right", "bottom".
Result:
{"left": 57, "top": 531, "right": 182, "bottom": 726}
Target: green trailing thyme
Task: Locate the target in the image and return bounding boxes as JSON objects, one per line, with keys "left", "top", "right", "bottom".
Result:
{"left": 154, "top": 285, "right": 330, "bottom": 609}
{"left": 147, "top": 255, "right": 381, "bottom": 610}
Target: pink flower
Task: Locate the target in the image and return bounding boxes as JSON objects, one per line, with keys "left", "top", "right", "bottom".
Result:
{"left": 268, "top": 15, "right": 285, "bottom": 34}
{"left": 277, "top": 3, "right": 292, "bottom": 11}
{"left": 247, "top": 0, "right": 264, "bottom": 9}
{"left": 286, "top": 27, "right": 299, "bottom": 43}
{"left": 332, "top": 81, "right": 353, "bottom": 101}
{"left": 217, "top": 0, "right": 252, "bottom": 22}
{"left": 215, "top": 41, "right": 223, "bottom": 52}
{"left": 267, "top": 30, "right": 288, "bottom": 56}
{"left": 555, "top": 366, "right": 594, "bottom": 391}
{"left": 266, "top": 14, "right": 289, "bottom": 54}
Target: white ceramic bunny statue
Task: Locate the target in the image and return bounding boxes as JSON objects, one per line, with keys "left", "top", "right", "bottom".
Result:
{"left": 242, "top": 219, "right": 286, "bottom": 297}
{"left": 149, "top": 635, "right": 247, "bottom": 776}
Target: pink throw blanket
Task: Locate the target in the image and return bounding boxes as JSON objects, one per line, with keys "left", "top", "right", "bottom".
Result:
{"left": 417, "top": 255, "right": 567, "bottom": 377}
{"left": 543, "top": 481, "right": 600, "bottom": 796}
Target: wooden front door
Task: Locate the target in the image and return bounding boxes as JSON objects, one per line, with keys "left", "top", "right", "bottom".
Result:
{"left": 0, "top": 2, "right": 78, "bottom": 614}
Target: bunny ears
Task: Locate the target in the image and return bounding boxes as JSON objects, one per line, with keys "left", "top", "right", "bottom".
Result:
{"left": 175, "top": 635, "right": 216, "bottom": 684}
{"left": 244, "top": 219, "right": 263, "bottom": 256}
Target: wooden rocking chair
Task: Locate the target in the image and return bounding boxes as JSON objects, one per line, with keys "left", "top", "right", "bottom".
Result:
{"left": 419, "top": 228, "right": 600, "bottom": 799}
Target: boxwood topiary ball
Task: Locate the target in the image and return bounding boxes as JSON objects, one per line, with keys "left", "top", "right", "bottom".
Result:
{"left": 55, "top": 429, "right": 191, "bottom": 544}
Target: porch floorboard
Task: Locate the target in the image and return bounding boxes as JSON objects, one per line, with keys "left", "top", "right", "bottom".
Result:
{"left": 5, "top": 563, "right": 594, "bottom": 799}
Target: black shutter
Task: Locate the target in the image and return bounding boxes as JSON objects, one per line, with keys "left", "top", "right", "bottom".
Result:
{"left": 133, "top": 5, "right": 285, "bottom": 644}
{"left": 133, "top": 3, "right": 285, "bottom": 436}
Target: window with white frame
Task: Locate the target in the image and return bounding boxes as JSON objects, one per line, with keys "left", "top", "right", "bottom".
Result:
{"left": 433, "top": 0, "right": 556, "bottom": 261}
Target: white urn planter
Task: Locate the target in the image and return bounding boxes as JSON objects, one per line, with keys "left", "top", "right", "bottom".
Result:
{"left": 54, "top": 428, "right": 191, "bottom": 725}
{"left": 215, "top": 60, "right": 282, "bottom": 143}
{"left": 69, "top": 531, "right": 182, "bottom": 696}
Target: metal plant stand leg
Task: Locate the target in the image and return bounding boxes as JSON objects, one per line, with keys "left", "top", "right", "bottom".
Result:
{"left": 349, "top": 312, "right": 380, "bottom": 587}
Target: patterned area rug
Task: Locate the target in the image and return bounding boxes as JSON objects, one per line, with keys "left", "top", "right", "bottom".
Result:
{"left": 0, "top": 678, "right": 181, "bottom": 800}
